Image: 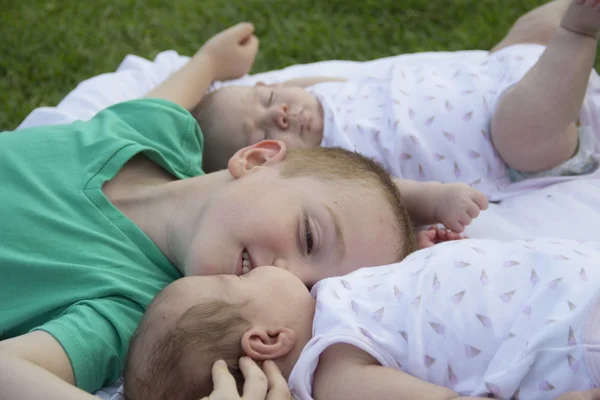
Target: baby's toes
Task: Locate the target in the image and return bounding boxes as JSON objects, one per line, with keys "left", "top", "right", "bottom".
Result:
{"left": 467, "top": 203, "right": 481, "bottom": 219}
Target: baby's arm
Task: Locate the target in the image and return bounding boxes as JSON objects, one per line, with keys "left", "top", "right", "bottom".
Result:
{"left": 278, "top": 76, "right": 347, "bottom": 88}
{"left": 312, "top": 343, "right": 489, "bottom": 400}
{"left": 395, "top": 179, "right": 488, "bottom": 233}
{"left": 313, "top": 343, "right": 600, "bottom": 400}
{"left": 145, "top": 22, "right": 259, "bottom": 111}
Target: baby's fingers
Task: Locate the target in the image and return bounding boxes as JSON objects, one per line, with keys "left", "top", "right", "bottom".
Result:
{"left": 241, "top": 34, "right": 259, "bottom": 51}
{"left": 416, "top": 230, "right": 436, "bottom": 249}
{"left": 446, "top": 230, "right": 464, "bottom": 241}
{"left": 263, "top": 360, "right": 292, "bottom": 400}
{"left": 231, "top": 22, "right": 255, "bottom": 43}
{"left": 240, "top": 357, "right": 268, "bottom": 399}
{"left": 207, "top": 360, "right": 240, "bottom": 400}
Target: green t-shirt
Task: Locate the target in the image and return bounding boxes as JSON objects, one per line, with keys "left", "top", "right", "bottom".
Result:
{"left": 0, "top": 98, "right": 204, "bottom": 392}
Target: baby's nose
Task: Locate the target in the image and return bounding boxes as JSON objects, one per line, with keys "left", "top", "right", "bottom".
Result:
{"left": 274, "top": 105, "right": 289, "bottom": 130}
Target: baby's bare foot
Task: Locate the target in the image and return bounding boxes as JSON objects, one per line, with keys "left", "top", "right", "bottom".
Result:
{"left": 561, "top": 0, "right": 600, "bottom": 39}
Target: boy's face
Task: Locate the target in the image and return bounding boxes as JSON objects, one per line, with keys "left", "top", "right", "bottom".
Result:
{"left": 183, "top": 144, "right": 403, "bottom": 286}
{"left": 201, "top": 84, "right": 324, "bottom": 171}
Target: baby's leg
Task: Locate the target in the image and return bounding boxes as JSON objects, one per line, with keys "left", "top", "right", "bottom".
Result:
{"left": 490, "top": 0, "right": 599, "bottom": 173}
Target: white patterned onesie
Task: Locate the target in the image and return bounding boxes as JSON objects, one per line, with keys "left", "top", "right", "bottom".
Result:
{"left": 309, "top": 44, "right": 600, "bottom": 201}
{"left": 288, "top": 239, "right": 600, "bottom": 400}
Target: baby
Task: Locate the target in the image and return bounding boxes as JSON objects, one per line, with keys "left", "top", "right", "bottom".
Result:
{"left": 194, "top": 0, "right": 600, "bottom": 205}
{"left": 123, "top": 237, "right": 600, "bottom": 400}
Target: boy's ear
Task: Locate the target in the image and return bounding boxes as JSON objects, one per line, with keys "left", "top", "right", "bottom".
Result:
{"left": 228, "top": 140, "right": 288, "bottom": 179}
{"left": 240, "top": 326, "right": 297, "bottom": 361}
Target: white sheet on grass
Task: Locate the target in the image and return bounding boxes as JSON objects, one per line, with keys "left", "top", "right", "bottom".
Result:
{"left": 14, "top": 50, "right": 600, "bottom": 399}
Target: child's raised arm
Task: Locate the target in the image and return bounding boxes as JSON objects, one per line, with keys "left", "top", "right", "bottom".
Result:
{"left": 145, "top": 22, "right": 259, "bottom": 111}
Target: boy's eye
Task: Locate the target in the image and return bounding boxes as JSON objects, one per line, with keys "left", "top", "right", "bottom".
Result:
{"left": 304, "top": 215, "right": 314, "bottom": 255}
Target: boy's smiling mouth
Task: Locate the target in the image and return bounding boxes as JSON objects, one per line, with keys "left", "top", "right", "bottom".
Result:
{"left": 238, "top": 248, "right": 255, "bottom": 275}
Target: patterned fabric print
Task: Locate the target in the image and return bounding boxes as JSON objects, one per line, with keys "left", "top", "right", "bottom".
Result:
{"left": 309, "top": 45, "right": 550, "bottom": 198}
{"left": 288, "top": 239, "right": 600, "bottom": 400}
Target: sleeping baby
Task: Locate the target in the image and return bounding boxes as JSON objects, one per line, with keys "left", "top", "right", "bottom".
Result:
{"left": 193, "top": 0, "right": 600, "bottom": 208}
{"left": 123, "top": 238, "right": 600, "bottom": 400}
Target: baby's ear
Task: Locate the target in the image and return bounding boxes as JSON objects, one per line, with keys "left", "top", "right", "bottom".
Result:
{"left": 240, "top": 327, "right": 297, "bottom": 360}
{"left": 228, "top": 140, "right": 288, "bottom": 179}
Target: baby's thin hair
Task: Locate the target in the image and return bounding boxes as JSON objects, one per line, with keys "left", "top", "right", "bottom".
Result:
{"left": 124, "top": 298, "right": 250, "bottom": 400}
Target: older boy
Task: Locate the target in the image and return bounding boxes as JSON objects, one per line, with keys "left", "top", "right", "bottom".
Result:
{"left": 0, "top": 23, "right": 416, "bottom": 399}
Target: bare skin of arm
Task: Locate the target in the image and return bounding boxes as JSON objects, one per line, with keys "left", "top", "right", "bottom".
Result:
{"left": 312, "top": 343, "right": 600, "bottom": 400}
{"left": 144, "top": 51, "right": 217, "bottom": 111}
{"left": 0, "top": 331, "right": 97, "bottom": 400}
{"left": 312, "top": 343, "right": 490, "bottom": 400}
{"left": 146, "top": 22, "right": 259, "bottom": 111}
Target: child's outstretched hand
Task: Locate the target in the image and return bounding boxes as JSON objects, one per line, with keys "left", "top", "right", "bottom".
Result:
{"left": 433, "top": 183, "right": 488, "bottom": 232}
{"left": 199, "top": 22, "right": 259, "bottom": 82}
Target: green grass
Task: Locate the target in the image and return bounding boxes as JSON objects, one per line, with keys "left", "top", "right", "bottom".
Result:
{"left": 0, "top": 0, "right": 558, "bottom": 129}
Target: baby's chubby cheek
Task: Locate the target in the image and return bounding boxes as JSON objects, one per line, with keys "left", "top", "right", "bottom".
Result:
{"left": 184, "top": 255, "right": 222, "bottom": 277}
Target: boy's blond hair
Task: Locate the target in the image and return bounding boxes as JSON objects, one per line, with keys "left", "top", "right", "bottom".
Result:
{"left": 281, "top": 147, "right": 417, "bottom": 261}
{"left": 124, "top": 296, "right": 249, "bottom": 400}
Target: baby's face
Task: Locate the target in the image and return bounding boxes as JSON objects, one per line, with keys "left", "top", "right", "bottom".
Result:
{"left": 200, "top": 84, "right": 324, "bottom": 172}
{"left": 214, "top": 265, "right": 316, "bottom": 324}
{"left": 125, "top": 267, "right": 316, "bottom": 397}
{"left": 162, "top": 266, "right": 316, "bottom": 343}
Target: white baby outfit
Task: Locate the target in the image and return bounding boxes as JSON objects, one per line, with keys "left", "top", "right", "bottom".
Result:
{"left": 288, "top": 239, "right": 600, "bottom": 399}
{"left": 309, "top": 44, "right": 600, "bottom": 201}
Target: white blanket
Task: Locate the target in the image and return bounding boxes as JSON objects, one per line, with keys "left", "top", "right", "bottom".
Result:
{"left": 14, "top": 50, "right": 600, "bottom": 399}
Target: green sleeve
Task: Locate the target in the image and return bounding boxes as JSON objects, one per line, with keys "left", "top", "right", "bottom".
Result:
{"left": 94, "top": 98, "right": 205, "bottom": 178}
{"left": 36, "top": 297, "right": 144, "bottom": 392}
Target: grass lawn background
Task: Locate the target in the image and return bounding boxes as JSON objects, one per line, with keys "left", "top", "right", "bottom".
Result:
{"left": 0, "top": 0, "right": 584, "bottom": 130}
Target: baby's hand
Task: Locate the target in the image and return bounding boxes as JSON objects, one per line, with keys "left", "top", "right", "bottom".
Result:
{"left": 198, "top": 22, "right": 259, "bottom": 82}
{"left": 432, "top": 183, "right": 488, "bottom": 232}
{"left": 417, "top": 226, "right": 466, "bottom": 249}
